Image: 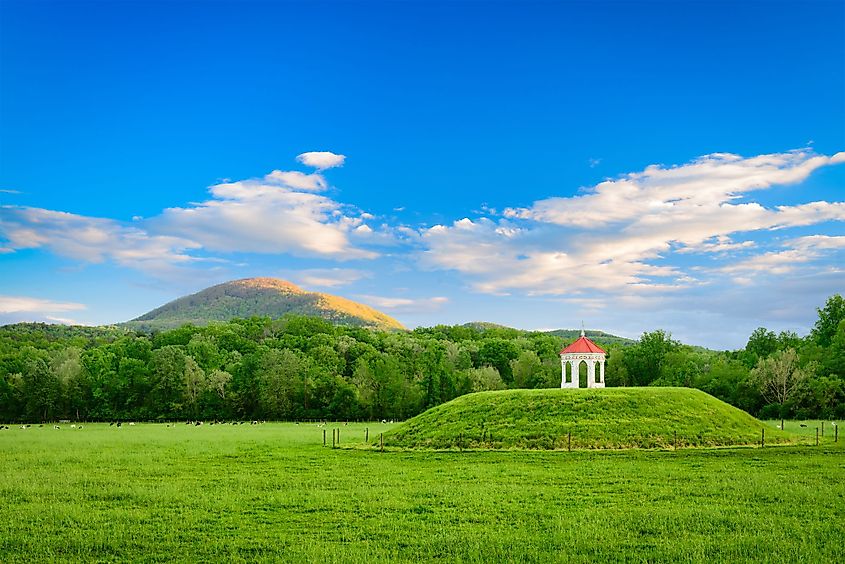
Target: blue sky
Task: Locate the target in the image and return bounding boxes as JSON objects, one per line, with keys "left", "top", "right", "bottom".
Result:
{"left": 1, "top": 0, "right": 843, "bottom": 349}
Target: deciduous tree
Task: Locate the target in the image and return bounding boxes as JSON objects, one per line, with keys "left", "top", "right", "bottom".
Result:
{"left": 750, "top": 348, "right": 812, "bottom": 406}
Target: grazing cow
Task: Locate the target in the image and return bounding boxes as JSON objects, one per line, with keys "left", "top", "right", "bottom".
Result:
{"left": 800, "top": 424, "right": 807, "bottom": 428}
{"left": 71, "top": 425, "right": 76, "bottom": 429}
{"left": 128, "top": 422, "right": 135, "bottom": 426}
{"left": 54, "top": 425, "right": 60, "bottom": 430}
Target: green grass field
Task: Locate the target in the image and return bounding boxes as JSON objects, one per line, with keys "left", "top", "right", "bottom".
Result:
{"left": 1, "top": 422, "right": 844, "bottom": 562}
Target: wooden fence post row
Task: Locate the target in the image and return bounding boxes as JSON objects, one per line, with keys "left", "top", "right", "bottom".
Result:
{"left": 315, "top": 423, "right": 845, "bottom": 450}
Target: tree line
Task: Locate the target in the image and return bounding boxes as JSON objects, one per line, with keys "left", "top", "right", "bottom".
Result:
{"left": 0, "top": 295, "right": 842, "bottom": 422}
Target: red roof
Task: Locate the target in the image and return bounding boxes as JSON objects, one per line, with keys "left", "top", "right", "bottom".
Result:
{"left": 561, "top": 334, "right": 606, "bottom": 354}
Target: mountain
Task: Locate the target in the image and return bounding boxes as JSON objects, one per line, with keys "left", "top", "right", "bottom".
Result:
{"left": 544, "top": 329, "right": 636, "bottom": 346}
{"left": 461, "top": 321, "right": 513, "bottom": 331}
{"left": 462, "top": 322, "right": 635, "bottom": 346}
{"left": 125, "top": 277, "right": 405, "bottom": 331}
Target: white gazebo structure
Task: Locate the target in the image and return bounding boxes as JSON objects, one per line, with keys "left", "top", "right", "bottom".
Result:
{"left": 560, "top": 330, "right": 606, "bottom": 388}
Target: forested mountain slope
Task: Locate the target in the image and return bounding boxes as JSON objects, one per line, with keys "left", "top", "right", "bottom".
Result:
{"left": 125, "top": 277, "right": 405, "bottom": 331}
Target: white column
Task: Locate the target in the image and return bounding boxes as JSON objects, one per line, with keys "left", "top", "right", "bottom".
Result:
{"left": 560, "top": 357, "right": 564, "bottom": 388}
{"left": 600, "top": 360, "right": 605, "bottom": 386}
{"left": 587, "top": 360, "right": 595, "bottom": 388}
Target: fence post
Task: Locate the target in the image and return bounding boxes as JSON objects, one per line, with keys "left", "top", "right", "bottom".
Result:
{"left": 821, "top": 421, "right": 824, "bottom": 437}
{"left": 380, "top": 433, "right": 384, "bottom": 452}
{"left": 323, "top": 429, "right": 326, "bottom": 447}
{"left": 338, "top": 428, "right": 341, "bottom": 445}
{"left": 836, "top": 425, "right": 839, "bottom": 443}
{"left": 761, "top": 427, "right": 765, "bottom": 448}
{"left": 332, "top": 428, "right": 336, "bottom": 449}
{"left": 816, "top": 427, "right": 819, "bottom": 446}
{"left": 366, "top": 427, "right": 369, "bottom": 442}
{"left": 781, "top": 418, "right": 784, "bottom": 431}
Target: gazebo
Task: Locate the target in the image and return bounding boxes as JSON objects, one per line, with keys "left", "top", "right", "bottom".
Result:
{"left": 560, "top": 330, "right": 606, "bottom": 388}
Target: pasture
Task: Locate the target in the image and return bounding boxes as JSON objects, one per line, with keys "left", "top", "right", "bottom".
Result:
{"left": 0, "top": 422, "right": 843, "bottom": 563}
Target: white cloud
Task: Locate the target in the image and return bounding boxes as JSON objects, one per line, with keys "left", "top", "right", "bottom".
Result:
{"left": 356, "top": 294, "right": 449, "bottom": 313}
{"left": 422, "top": 150, "right": 845, "bottom": 296}
{"left": 154, "top": 170, "right": 386, "bottom": 259}
{"left": 3, "top": 147, "right": 843, "bottom": 342}
{"left": 44, "top": 315, "right": 80, "bottom": 324}
{"left": 0, "top": 206, "right": 205, "bottom": 277}
{"left": 505, "top": 150, "right": 843, "bottom": 228}
{"left": 718, "top": 249, "right": 810, "bottom": 275}
{"left": 264, "top": 170, "right": 328, "bottom": 191}
{"left": 289, "top": 268, "right": 371, "bottom": 288}
{"left": 0, "top": 295, "right": 87, "bottom": 325}
{"left": 0, "top": 295, "right": 86, "bottom": 314}
{"left": 717, "top": 235, "right": 845, "bottom": 276}
{"left": 0, "top": 156, "right": 388, "bottom": 274}
{"left": 296, "top": 151, "right": 346, "bottom": 170}
{"left": 421, "top": 217, "right": 685, "bottom": 296}
{"left": 677, "top": 236, "right": 756, "bottom": 254}
{"left": 155, "top": 177, "right": 378, "bottom": 260}
{"left": 788, "top": 235, "right": 845, "bottom": 251}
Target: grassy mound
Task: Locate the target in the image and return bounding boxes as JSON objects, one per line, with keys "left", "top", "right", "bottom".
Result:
{"left": 383, "top": 387, "right": 798, "bottom": 450}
